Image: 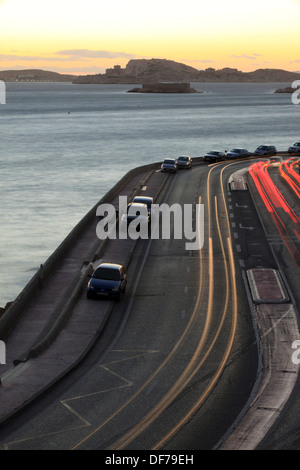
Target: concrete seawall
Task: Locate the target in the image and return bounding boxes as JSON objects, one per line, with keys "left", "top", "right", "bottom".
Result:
{"left": 0, "top": 161, "right": 161, "bottom": 341}
{"left": 0, "top": 160, "right": 174, "bottom": 422}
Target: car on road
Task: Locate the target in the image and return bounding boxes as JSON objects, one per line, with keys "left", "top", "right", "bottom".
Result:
{"left": 203, "top": 150, "right": 226, "bottom": 163}
{"left": 288, "top": 141, "right": 300, "bottom": 154}
{"left": 120, "top": 202, "right": 150, "bottom": 226}
{"left": 176, "top": 155, "right": 192, "bottom": 169}
{"left": 226, "top": 148, "right": 251, "bottom": 159}
{"left": 132, "top": 196, "right": 154, "bottom": 220}
{"left": 254, "top": 145, "right": 277, "bottom": 156}
{"left": 161, "top": 158, "right": 177, "bottom": 173}
{"left": 87, "top": 263, "right": 127, "bottom": 301}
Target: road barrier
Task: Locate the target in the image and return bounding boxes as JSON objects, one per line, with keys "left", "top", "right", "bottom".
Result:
{"left": 0, "top": 162, "right": 160, "bottom": 341}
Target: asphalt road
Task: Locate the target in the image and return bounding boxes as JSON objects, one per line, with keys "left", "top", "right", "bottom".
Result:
{"left": 0, "top": 157, "right": 298, "bottom": 450}
{"left": 248, "top": 161, "right": 300, "bottom": 450}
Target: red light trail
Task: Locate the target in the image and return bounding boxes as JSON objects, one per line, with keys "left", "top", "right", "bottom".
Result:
{"left": 249, "top": 160, "right": 300, "bottom": 269}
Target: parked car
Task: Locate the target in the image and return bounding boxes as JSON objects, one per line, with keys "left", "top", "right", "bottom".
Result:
{"left": 227, "top": 148, "right": 251, "bottom": 159}
{"left": 87, "top": 263, "right": 127, "bottom": 301}
{"left": 254, "top": 145, "right": 277, "bottom": 156}
{"left": 132, "top": 196, "right": 154, "bottom": 220}
{"left": 176, "top": 155, "right": 192, "bottom": 169}
{"left": 288, "top": 141, "right": 300, "bottom": 153}
{"left": 120, "top": 202, "right": 150, "bottom": 226}
{"left": 161, "top": 158, "right": 177, "bottom": 173}
{"left": 203, "top": 150, "right": 226, "bottom": 163}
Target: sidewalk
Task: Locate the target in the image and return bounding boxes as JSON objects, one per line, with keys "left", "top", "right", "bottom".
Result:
{"left": 0, "top": 166, "right": 168, "bottom": 424}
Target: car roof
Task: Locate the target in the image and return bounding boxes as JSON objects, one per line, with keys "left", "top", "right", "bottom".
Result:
{"left": 96, "top": 262, "right": 123, "bottom": 270}
{"left": 128, "top": 202, "right": 148, "bottom": 207}
{"left": 133, "top": 196, "right": 154, "bottom": 202}
{"left": 257, "top": 145, "right": 271, "bottom": 148}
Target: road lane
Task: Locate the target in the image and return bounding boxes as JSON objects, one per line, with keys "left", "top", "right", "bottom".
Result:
{"left": 0, "top": 162, "right": 259, "bottom": 450}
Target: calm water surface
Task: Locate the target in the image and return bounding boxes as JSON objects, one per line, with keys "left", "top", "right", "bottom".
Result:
{"left": 0, "top": 81, "right": 299, "bottom": 305}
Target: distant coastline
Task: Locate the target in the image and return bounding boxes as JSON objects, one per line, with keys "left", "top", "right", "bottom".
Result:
{"left": 1, "top": 58, "right": 300, "bottom": 84}
{"left": 0, "top": 69, "right": 75, "bottom": 82}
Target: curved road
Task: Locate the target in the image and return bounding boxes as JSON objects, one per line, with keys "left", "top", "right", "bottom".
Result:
{"left": 0, "top": 156, "right": 298, "bottom": 450}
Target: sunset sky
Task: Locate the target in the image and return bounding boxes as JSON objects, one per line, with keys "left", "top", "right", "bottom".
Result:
{"left": 0, "top": 0, "right": 299, "bottom": 75}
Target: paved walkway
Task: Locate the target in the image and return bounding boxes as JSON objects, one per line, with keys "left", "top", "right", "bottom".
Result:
{"left": 0, "top": 167, "right": 168, "bottom": 423}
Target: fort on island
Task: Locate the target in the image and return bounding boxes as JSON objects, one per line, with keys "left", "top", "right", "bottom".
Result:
{"left": 127, "top": 82, "right": 199, "bottom": 93}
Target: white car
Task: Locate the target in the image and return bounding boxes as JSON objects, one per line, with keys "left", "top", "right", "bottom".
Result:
{"left": 132, "top": 196, "right": 154, "bottom": 220}
{"left": 121, "top": 202, "right": 150, "bottom": 225}
{"left": 161, "top": 158, "right": 177, "bottom": 173}
{"left": 227, "top": 148, "right": 251, "bottom": 159}
{"left": 288, "top": 141, "right": 300, "bottom": 153}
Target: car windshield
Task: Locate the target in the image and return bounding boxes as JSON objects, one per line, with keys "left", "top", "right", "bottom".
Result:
{"left": 93, "top": 267, "right": 120, "bottom": 281}
{"left": 133, "top": 197, "right": 153, "bottom": 207}
{"left": 208, "top": 152, "right": 218, "bottom": 155}
{"left": 164, "top": 159, "right": 175, "bottom": 164}
{"left": 258, "top": 146, "right": 267, "bottom": 150}
{"left": 178, "top": 156, "right": 188, "bottom": 161}
{"left": 230, "top": 149, "right": 240, "bottom": 152}
{"left": 127, "top": 203, "right": 147, "bottom": 214}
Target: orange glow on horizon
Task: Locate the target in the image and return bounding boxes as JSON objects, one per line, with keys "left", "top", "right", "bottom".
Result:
{"left": 0, "top": 0, "right": 300, "bottom": 75}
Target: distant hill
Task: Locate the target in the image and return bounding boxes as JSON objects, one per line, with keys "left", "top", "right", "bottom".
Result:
{"left": 73, "top": 58, "right": 300, "bottom": 84}
{"left": 1, "top": 60, "right": 300, "bottom": 84}
{"left": 0, "top": 69, "right": 76, "bottom": 82}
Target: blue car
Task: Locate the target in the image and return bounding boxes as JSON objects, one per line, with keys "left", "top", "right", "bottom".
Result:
{"left": 87, "top": 263, "right": 127, "bottom": 301}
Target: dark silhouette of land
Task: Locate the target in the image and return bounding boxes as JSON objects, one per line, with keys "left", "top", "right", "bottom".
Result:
{"left": 1, "top": 59, "right": 300, "bottom": 83}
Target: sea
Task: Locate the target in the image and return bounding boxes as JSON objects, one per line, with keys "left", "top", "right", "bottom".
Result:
{"left": 0, "top": 81, "right": 299, "bottom": 306}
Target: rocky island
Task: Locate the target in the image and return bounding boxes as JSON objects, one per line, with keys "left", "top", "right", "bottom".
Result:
{"left": 274, "top": 86, "right": 298, "bottom": 93}
{"left": 72, "top": 58, "right": 300, "bottom": 84}
{"left": 127, "top": 82, "right": 200, "bottom": 93}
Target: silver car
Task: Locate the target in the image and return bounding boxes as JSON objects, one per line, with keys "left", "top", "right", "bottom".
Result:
{"left": 120, "top": 202, "right": 150, "bottom": 226}
{"left": 227, "top": 148, "right": 251, "bottom": 159}
{"left": 161, "top": 158, "right": 177, "bottom": 173}
{"left": 254, "top": 145, "right": 277, "bottom": 156}
{"left": 132, "top": 196, "right": 154, "bottom": 220}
